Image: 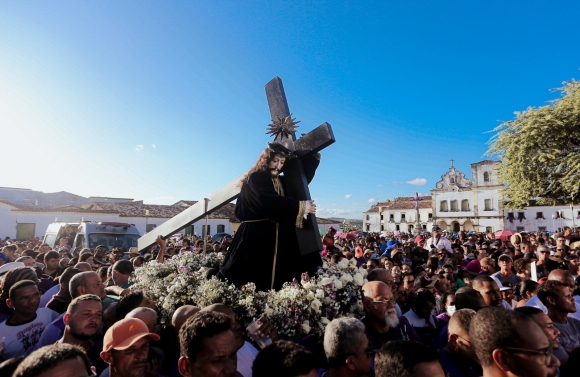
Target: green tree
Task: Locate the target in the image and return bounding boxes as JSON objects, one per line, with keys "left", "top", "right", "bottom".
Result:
{"left": 487, "top": 79, "right": 580, "bottom": 209}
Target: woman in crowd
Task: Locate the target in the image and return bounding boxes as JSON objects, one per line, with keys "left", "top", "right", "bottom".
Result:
{"left": 515, "top": 279, "right": 539, "bottom": 308}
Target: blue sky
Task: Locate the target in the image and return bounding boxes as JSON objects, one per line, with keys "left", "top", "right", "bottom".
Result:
{"left": 1, "top": 2, "right": 580, "bottom": 219}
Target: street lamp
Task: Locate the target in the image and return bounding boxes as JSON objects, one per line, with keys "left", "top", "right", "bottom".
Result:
{"left": 559, "top": 210, "right": 563, "bottom": 231}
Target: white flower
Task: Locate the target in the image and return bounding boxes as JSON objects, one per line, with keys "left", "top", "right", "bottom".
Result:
{"left": 334, "top": 279, "right": 343, "bottom": 289}
{"left": 358, "top": 267, "right": 368, "bottom": 277}
{"left": 353, "top": 273, "right": 364, "bottom": 286}
{"left": 302, "top": 321, "right": 311, "bottom": 334}
{"left": 324, "top": 297, "right": 332, "bottom": 305}
{"left": 338, "top": 258, "right": 349, "bottom": 269}
{"left": 319, "top": 317, "right": 330, "bottom": 326}
{"left": 307, "top": 291, "right": 315, "bottom": 300}
{"left": 340, "top": 273, "right": 353, "bottom": 284}
{"left": 315, "top": 289, "right": 325, "bottom": 299}
{"left": 320, "top": 277, "right": 334, "bottom": 286}
{"left": 265, "top": 307, "right": 274, "bottom": 317}
{"left": 311, "top": 299, "right": 322, "bottom": 313}
{"left": 348, "top": 258, "right": 357, "bottom": 268}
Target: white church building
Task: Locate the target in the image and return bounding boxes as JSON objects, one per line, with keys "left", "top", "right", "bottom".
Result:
{"left": 364, "top": 160, "right": 580, "bottom": 234}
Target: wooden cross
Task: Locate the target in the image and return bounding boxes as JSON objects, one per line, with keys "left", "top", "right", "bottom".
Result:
{"left": 137, "top": 77, "right": 335, "bottom": 255}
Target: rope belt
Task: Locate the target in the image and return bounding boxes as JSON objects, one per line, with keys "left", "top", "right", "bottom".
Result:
{"left": 241, "top": 219, "right": 279, "bottom": 290}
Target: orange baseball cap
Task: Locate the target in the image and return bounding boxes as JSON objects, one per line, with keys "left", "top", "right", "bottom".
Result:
{"left": 103, "top": 318, "right": 160, "bottom": 352}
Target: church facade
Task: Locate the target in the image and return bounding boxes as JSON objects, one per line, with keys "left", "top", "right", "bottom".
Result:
{"left": 364, "top": 160, "right": 504, "bottom": 233}
{"left": 431, "top": 160, "right": 504, "bottom": 233}
{"left": 364, "top": 160, "right": 580, "bottom": 234}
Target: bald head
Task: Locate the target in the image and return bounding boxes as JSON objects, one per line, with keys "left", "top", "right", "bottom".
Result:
{"left": 367, "top": 268, "right": 394, "bottom": 285}
{"left": 362, "top": 281, "right": 391, "bottom": 299}
{"left": 548, "top": 269, "right": 575, "bottom": 286}
{"left": 126, "top": 307, "right": 159, "bottom": 333}
{"left": 74, "top": 262, "right": 92, "bottom": 272}
{"left": 171, "top": 305, "right": 200, "bottom": 333}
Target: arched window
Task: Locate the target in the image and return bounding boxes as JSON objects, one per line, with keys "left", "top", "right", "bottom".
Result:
{"left": 483, "top": 172, "right": 490, "bottom": 182}
{"left": 450, "top": 178, "right": 455, "bottom": 183}
{"left": 440, "top": 201, "right": 448, "bottom": 212}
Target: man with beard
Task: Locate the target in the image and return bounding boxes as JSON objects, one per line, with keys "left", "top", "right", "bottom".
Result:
{"left": 439, "top": 309, "right": 482, "bottom": 377}
{"left": 361, "top": 281, "right": 419, "bottom": 355}
{"left": 38, "top": 271, "right": 110, "bottom": 349}
{"left": 515, "top": 307, "right": 569, "bottom": 365}
{"left": 367, "top": 269, "right": 403, "bottom": 317}
{"left": 100, "top": 317, "right": 161, "bottom": 377}
{"left": 538, "top": 280, "right": 580, "bottom": 353}
{"left": 58, "top": 294, "right": 107, "bottom": 375}
{"left": 470, "top": 307, "right": 560, "bottom": 377}
{"left": 217, "top": 143, "right": 320, "bottom": 291}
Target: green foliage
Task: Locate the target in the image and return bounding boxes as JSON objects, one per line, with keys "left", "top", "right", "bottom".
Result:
{"left": 487, "top": 79, "right": 580, "bottom": 209}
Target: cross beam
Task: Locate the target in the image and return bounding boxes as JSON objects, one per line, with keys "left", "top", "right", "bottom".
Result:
{"left": 137, "top": 77, "right": 335, "bottom": 254}
{"left": 137, "top": 174, "right": 243, "bottom": 251}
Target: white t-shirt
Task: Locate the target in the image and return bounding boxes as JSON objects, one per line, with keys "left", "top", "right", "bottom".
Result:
{"left": 237, "top": 341, "right": 260, "bottom": 377}
{"left": 39, "top": 285, "right": 59, "bottom": 308}
{"left": 402, "top": 309, "right": 436, "bottom": 328}
{"left": 0, "top": 308, "right": 58, "bottom": 359}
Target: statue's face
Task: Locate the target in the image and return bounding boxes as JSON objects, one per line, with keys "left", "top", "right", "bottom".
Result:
{"left": 268, "top": 155, "right": 286, "bottom": 177}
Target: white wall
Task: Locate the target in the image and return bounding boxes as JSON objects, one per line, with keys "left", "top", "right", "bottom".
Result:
{"left": 0, "top": 203, "right": 16, "bottom": 238}
{"left": 434, "top": 191, "right": 474, "bottom": 218}
{"left": 364, "top": 212, "right": 381, "bottom": 232}
{"left": 504, "top": 205, "right": 579, "bottom": 232}
{"left": 0, "top": 209, "right": 234, "bottom": 240}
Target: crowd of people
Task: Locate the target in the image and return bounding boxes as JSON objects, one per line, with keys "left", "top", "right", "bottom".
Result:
{"left": 0, "top": 225, "right": 579, "bottom": 377}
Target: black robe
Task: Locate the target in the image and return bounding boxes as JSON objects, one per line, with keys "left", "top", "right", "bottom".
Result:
{"left": 217, "top": 156, "right": 322, "bottom": 291}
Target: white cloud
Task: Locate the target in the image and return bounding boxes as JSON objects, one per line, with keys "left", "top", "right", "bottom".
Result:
{"left": 368, "top": 198, "right": 375, "bottom": 203}
{"left": 135, "top": 145, "right": 144, "bottom": 151}
{"left": 344, "top": 194, "right": 352, "bottom": 199}
{"left": 151, "top": 144, "right": 156, "bottom": 149}
{"left": 407, "top": 178, "right": 427, "bottom": 186}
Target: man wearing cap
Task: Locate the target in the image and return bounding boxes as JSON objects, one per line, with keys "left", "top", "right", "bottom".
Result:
{"left": 381, "top": 239, "right": 402, "bottom": 258}
{"left": 491, "top": 254, "right": 521, "bottom": 287}
{"left": 411, "top": 237, "right": 429, "bottom": 267}
{"left": 426, "top": 227, "right": 452, "bottom": 253}
{"left": 100, "top": 317, "right": 161, "bottom": 377}
{"left": 414, "top": 274, "right": 437, "bottom": 294}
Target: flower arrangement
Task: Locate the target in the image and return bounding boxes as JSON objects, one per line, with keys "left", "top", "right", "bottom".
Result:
{"left": 132, "top": 252, "right": 367, "bottom": 340}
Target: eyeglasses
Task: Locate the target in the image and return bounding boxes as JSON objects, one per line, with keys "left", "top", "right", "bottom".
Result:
{"left": 501, "top": 344, "right": 554, "bottom": 366}
{"left": 366, "top": 298, "right": 395, "bottom": 306}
